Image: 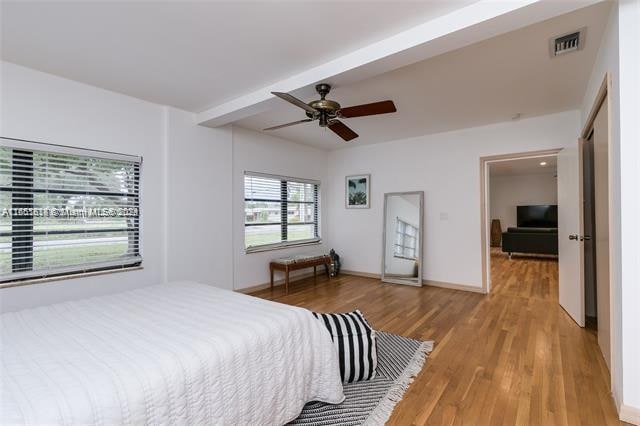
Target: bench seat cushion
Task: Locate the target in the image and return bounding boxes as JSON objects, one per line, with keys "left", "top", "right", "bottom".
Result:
{"left": 272, "top": 253, "right": 328, "bottom": 265}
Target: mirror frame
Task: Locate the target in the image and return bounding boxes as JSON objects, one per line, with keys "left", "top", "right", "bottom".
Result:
{"left": 381, "top": 191, "right": 424, "bottom": 286}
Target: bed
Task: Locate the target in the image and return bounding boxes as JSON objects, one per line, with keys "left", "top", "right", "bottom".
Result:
{"left": 0, "top": 281, "right": 345, "bottom": 425}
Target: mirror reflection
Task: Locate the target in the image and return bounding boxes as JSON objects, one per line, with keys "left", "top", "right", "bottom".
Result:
{"left": 382, "top": 191, "right": 423, "bottom": 286}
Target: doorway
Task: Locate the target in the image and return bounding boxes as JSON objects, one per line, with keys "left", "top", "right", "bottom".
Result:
{"left": 581, "top": 85, "right": 611, "bottom": 371}
{"left": 486, "top": 155, "right": 560, "bottom": 296}
{"left": 480, "top": 149, "right": 561, "bottom": 294}
{"left": 582, "top": 133, "right": 597, "bottom": 330}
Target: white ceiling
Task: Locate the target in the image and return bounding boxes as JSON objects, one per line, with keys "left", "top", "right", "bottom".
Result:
{"left": 237, "top": 2, "right": 611, "bottom": 149}
{"left": 490, "top": 156, "right": 558, "bottom": 177}
{"left": 1, "top": 1, "right": 611, "bottom": 151}
{"left": 0, "top": 0, "right": 475, "bottom": 112}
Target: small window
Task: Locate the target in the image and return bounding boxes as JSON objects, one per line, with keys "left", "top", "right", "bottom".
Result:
{"left": 0, "top": 138, "right": 142, "bottom": 284}
{"left": 244, "top": 172, "right": 320, "bottom": 252}
{"left": 394, "top": 218, "right": 417, "bottom": 260}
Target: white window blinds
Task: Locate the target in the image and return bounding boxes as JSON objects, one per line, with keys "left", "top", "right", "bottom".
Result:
{"left": 394, "top": 218, "right": 417, "bottom": 260}
{"left": 0, "top": 138, "right": 142, "bottom": 283}
{"left": 244, "top": 172, "right": 320, "bottom": 251}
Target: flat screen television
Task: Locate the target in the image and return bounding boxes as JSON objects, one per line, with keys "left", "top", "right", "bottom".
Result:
{"left": 517, "top": 205, "right": 558, "bottom": 228}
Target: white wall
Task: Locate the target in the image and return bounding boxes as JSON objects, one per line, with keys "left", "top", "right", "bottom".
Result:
{"left": 0, "top": 63, "right": 236, "bottom": 312}
{"left": 0, "top": 62, "right": 329, "bottom": 309}
{"left": 489, "top": 173, "right": 557, "bottom": 231}
{"left": 165, "top": 108, "right": 234, "bottom": 289}
{"left": 326, "top": 110, "right": 579, "bottom": 289}
{"left": 232, "top": 127, "right": 329, "bottom": 290}
{"left": 618, "top": 0, "right": 640, "bottom": 417}
{"left": 0, "top": 62, "right": 166, "bottom": 312}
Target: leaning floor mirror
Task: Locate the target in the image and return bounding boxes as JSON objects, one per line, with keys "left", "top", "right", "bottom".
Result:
{"left": 381, "top": 191, "right": 424, "bottom": 286}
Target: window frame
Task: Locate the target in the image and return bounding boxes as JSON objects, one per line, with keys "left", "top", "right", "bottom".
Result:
{"left": 0, "top": 137, "right": 143, "bottom": 286}
{"left": 394, "top": 217, "right": 418, "bottom": 260}
{"left": 244, "top": 171, "right": 321, "bottom": 253}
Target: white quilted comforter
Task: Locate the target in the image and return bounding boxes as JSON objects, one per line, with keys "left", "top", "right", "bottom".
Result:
{"left": 0, "top": 281, "right": 345, "bottom": 425}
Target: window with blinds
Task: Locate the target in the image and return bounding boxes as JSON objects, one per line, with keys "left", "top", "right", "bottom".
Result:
{"left": 0, "top": 138, "right": 142, "bottom": 284}
{"left": 394, "top": 218, "right": 418, "bottom": 260}
{"left": 244, "top": 172, "right": 320, "bottom": 252}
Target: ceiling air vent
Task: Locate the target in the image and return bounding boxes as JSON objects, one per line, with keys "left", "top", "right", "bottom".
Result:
{"left": 550, "top": 28, "right": 585, "bottom": 57}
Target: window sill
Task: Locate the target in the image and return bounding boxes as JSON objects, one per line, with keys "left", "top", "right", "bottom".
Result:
{"left": 0, "top": 266, "right": 144, "bottom": 289}
{"left": 245, "top": 239, "right": 322, "bottom": 254}
{"left": 393, "top": 255, "right": 418, "bottom": 261}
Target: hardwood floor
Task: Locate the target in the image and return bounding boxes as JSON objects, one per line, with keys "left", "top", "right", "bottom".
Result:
{"left": 251, "top": 251, "right": 624, "bottom": 425}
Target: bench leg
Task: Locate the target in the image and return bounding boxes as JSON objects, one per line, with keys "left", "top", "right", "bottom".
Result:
{"left": 285, "top": 267, "right": 290, "bottom": 295}
{"left": 270, "top": 267, "right": 274, "bottom": 290}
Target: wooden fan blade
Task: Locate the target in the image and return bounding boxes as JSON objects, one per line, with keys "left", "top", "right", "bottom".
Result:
{"left": 328, "top": 120, "right": 359, "bottom": 141}
{"left": 271, "top": 92, "right": 318, "bottom": 115}
{"left": 338, "top": 100, "right": 396, "bottom": 118}
{"left": 263, "top": 119, "right": 313, "bottom": 131}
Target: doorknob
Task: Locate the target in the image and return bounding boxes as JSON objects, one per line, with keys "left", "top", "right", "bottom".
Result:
{"left": 569, "top": 234, "right": 579, "bottom": 240}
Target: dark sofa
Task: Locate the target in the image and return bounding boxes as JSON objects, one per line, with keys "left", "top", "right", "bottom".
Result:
{"left": 501, "top": 227, "right": 558, "bottom": 258}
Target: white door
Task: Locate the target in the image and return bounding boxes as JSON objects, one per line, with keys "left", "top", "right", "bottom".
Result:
{"left": 557, "top": 143, "right": 585, "bottom": 326}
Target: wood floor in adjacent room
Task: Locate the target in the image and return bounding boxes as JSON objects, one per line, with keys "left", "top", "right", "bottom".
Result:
{"left": 253, "top": 250, "right": 625, "bottom": 425}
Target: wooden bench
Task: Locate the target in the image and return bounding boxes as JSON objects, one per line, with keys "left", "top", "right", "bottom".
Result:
{"left": 270, "top": 254, "right": 331, "bottom": 295}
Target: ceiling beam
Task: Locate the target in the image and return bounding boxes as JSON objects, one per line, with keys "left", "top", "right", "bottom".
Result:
{"left": 197, "top": 0, "right": 604, "bottom": 128}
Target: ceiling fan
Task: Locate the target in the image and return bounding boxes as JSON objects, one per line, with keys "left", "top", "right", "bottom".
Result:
{"left": 264, "top": 83, "right": 396, "bottom": 142}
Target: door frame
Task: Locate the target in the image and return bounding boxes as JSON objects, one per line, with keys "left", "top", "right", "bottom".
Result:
{"left": 479, "top": 149, "right": 562, "bottom": 293}
{"left": 581, "top": 73, "right": 617, "bottom": 397}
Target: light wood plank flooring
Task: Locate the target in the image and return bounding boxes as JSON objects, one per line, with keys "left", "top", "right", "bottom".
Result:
{"left": 252, "top": 251, "right": 624, "bottom": 425}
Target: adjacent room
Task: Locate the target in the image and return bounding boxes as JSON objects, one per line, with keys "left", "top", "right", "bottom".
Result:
{"left": 1, "top": 1, "right": 639, "bottom": 425}
{"left": 488, "top": 155, "right": 559, "bottom": 294}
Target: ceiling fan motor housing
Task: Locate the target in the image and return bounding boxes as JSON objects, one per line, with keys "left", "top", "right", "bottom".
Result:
{"left": 306, "top": 84, "right": 340, "bottom": 126}
{"left": 306, "top": 99, "right": 340, "bottom": 126}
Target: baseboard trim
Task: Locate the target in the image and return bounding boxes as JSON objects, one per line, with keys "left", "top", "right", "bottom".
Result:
{"left": 235, "top": 271, "right": 317, "bottom": 294}
{"left": 341, "top": 270, "right": 381, "bottom": 279}
{"left": 424, "top": 280, "right": 486, "bottom": 294}
{"left": 620, "top": 404, "right": 640, "bottom": 425}
{"left": 341, "top": 270, "right": 485, "bottom": 294}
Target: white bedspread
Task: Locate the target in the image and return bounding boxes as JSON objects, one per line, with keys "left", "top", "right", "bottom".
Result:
{"left": 0, "top": 281, "right": 345, "bottom": 425}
